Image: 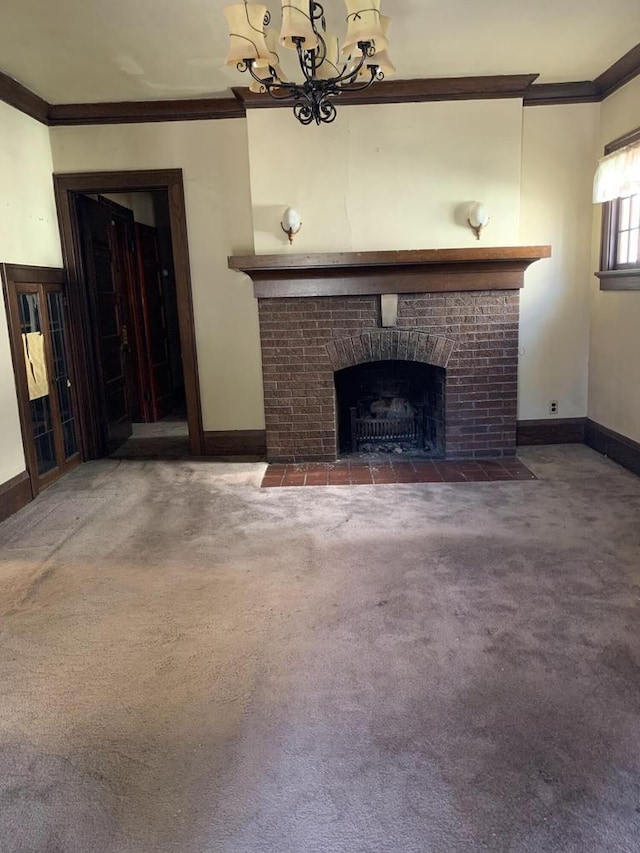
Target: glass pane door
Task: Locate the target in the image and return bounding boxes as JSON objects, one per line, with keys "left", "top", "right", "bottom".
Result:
{"left": 11, "top": 281, "right": 79, "bottom": 491}
{"left": 47, "top": 290, "right": 78, "bottom": 460}
{"left": 17, "top": 291, "right": 58, "bottom": 477}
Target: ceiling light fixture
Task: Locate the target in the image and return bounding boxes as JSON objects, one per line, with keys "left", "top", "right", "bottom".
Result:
{"left": 224, "top": 1, "right": 393, "bottom": 126}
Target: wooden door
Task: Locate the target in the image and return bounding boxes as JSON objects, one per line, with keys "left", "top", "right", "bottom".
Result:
{"left": 2, "top": 269, "right": 80, "bottom": 494}
{"left": 135, "top": 223, "right": 173, "bottom": 421}
{"left": 76, "top": 195, "right": 133, "bottom": 453}
{"left": 110, "top": 214, "right": 145, "bottom": 423}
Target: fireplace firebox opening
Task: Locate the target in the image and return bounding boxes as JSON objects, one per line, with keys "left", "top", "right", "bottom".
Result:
{"left": 335, "top": 360, "right": 445, "bottom": 457}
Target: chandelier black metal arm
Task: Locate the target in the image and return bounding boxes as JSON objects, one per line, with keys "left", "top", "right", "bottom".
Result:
{"left": 241, "top": 39, "right": 382, "bottom": 126}
{"left": 226, "top": 1, "right": 390, "bottom": 126}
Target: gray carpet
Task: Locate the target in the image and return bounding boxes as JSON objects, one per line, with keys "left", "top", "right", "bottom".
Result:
{"left": 0, "top": 446, "right": 639, "bottom": 853}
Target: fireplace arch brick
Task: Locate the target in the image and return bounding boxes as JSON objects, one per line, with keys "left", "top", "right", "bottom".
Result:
{"left": 326, "top": 331, "right": 455, "bottom": 372}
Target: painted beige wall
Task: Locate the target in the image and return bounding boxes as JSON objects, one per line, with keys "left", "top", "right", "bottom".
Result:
{"left": 44, "top": 96, "right": 620, "bottom": 439}
{"left": 248, "top": 99, "right": 524, "bottom": 253}
{"left": 589, "top": 76, "right": 640, "bottom": 443}
{"left": 0, "top": 102, "right": 63, "bottom": 483}
{"left": 519, "top": 103, "right": 599, "bottom": 420}
{"left": 251, "top": 99, "right": 600, "bottom": 422}
{"left": 50, "top": 119, "right": 264, "bottom": 432}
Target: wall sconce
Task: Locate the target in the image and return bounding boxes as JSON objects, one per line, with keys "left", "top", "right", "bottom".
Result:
{"left": 281, "top": 207, "right": 302, "bottom": 244}
{"left": 467, "top": 202, "right": 490, "bottom": 240}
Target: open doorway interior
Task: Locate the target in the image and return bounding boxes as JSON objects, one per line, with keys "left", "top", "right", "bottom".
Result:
{"left": 76, "top": 190, "right": 188, "bottom": 459}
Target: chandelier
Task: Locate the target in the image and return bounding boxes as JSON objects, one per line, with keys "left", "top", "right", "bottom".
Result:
{"left": 223, "top": 1, "right": 393, "bottom": 126}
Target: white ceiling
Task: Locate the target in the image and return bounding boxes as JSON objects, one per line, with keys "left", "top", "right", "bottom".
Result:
{"left": 1, "top": 0, "right": 639, "bottom": 104}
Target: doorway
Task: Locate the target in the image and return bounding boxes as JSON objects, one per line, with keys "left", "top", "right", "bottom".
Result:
{"left": 54, "top": 170, "right": 204, "bottom": 460}
{"left": 76, "top": 192, "right": 187, "bottom": 457}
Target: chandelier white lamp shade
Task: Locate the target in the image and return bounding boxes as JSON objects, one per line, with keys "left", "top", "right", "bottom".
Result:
{"left": 223, "top": 1, "right": 393, "bottom": 126}
{"left": 248, "top": 28, "right": 287, "bottom": 92}
{"left": 342, "top": 0, "right": 388, "bottom": 56}
{"left": 315, "top": 34, "right": 341, "bottom": 81}
{"left": 279, "top": 0, "right": 320, "bottom": 50}
{"left": 354, "top": 15, "right": 395, "bottom": 80}
{"left": 224, "top": 3, "right": 273, "bottom": 66}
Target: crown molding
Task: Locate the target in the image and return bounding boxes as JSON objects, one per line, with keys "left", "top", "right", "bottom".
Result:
{"left": 47, "top": 96, "right": 245, "bottom": 126}
{"left": 523, "top": 80, "right": 601, "bottom": 106}
{"left": 595, "top": 42, "right": 640, "bottom": 98}
{"left": 235, "top": 74, "right": 539, "bottom": 110}
{"left": 524, "top": 41, "right": 640, "bottom": 106}
{"left": 0, "top": 70, "right": 49, "bottom": 124}
{"left": 0, "top": 42, "right": 638, "bottom": 125}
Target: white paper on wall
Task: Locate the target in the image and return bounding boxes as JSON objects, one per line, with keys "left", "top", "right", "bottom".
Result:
{"left": 22, "top": 332, "right": 50, "bottom": 400}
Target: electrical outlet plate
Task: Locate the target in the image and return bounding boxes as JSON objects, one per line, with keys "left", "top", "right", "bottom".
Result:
{"left": 549, "top": 400, "right": 559, "bottom": 415}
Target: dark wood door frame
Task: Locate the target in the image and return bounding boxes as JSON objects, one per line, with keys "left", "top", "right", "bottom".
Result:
{"left": 54, "top": 169, "right": 204, "bottom": 457}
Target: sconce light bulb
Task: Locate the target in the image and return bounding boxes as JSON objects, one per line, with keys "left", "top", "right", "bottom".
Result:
{"left": 468, "top": 202, "right": 490, "bottom": 240}
{"left": 281, "top": 206, "right": 302, "bottom": 244}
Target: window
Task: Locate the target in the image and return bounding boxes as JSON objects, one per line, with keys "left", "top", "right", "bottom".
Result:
{"left": 595, "top": 128, "right": 640, "bottom": 289}
{"left": 612, "top": 193, "right": 640, "bottom": 268}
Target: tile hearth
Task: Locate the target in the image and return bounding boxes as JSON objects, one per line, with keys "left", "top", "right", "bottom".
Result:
{"left": 261, "top": 457, "right": 535, "bottom": 488}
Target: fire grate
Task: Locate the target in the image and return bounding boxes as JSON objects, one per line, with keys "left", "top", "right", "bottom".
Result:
{"left": 350, "top": 406, "right": 423, "bottom": 453}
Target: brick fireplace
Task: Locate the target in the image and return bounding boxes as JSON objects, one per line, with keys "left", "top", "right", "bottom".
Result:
{"left": 229, "top": 247, "right": 550, "bottom": 463}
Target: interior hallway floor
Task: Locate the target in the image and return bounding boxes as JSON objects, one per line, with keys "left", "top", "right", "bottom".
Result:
{"left": 109, "top": 415, "right": 190, "bottom": 460}
{"left": 0, "top": 445, "right": 639, "bottom": 853}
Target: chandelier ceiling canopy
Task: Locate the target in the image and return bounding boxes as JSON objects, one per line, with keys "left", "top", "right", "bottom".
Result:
{"left": 224, "top": 1, "right": 393, "bottom": 126}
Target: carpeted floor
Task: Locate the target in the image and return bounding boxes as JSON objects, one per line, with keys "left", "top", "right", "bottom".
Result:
{"left": 0, "top": 445, "right": 639, "bottom": 853}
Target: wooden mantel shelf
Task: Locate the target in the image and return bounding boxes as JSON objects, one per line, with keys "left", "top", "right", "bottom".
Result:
{"left": 229, "top": 246, "right": 552, "bottom": 298}
{"left": 230, "top": 246, "right": 551, "bottom": 272}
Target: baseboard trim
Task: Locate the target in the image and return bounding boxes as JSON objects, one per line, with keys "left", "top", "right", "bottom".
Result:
{"left": 585, "top": 420, "right": 640, "bottom": 478}
{"left": 517, "top": 418, "right": 586, "bottom": 446}
{"left": 203, "top": 430, "right": 267, "bottom": 458}
{"left": 0, "top": 470, "right": 32, "bottom": 524}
